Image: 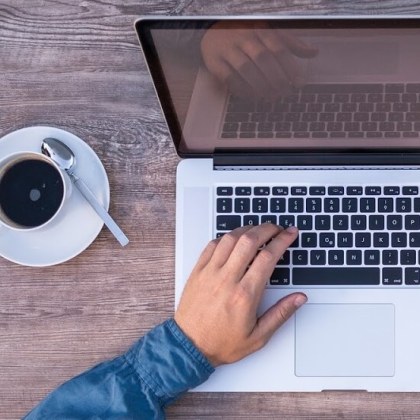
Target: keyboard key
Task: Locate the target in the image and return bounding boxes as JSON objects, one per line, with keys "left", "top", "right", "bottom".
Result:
{"left": 409, "top": 233, "right": 420, "bottom": 247}
{"left": 347, "top": 186, "right": 363, "bottom": 195}
{"left": 403, "top": 186, "right": 419, "bottom": 195}
{"left": 272, "top": 186, "right": 288, "bottom": 195}
{"left": 387, "top": 215, "right": 403, "bottom": 230}
{"left": 365, "top": 250, "right": 380, "bottom": 265}
{"left": 253, "top": 198, "right": 268, "bottom": 213}
{"left": 277, "top": 250, "right": 290, "bottom": 265}
{"left": 382, "top": 250, "right": 398, "bottom": 265}
{"left": 235, "top": 198, "right": 250, "bottom": 213}
{"left": 405, "top": 267, "right": 420, "bottom": 285}
{"left": 254, "top": 187, "right": 270, "bottom": 196}
{"left": 223, "top": 122, "right": 239, "bottom": 132}
{"left": 400, "top": 250, "right": 416, "bottom": 265}
{"left": 225, "top": 112, "right": 249, "bottom": 122}
{"left": 396, "top": 198, "right": 411, "bottom": 212}
{"left": 217, "top": 198, "right": 232, "bottom": 213}
{"left": 293, "top": 250, "right": 308, "bottom": 265}
{"left": 306, "top": 198, "right": 322, "bottom": 213}
{"left": 337, "top": 233, "right": 353, "bottom": 247}
{"left": 241, "top": 122, "right": 257, "bottom": 131}
{"left": 365, "top": 186, "right": 381, "bottom": 195}
{"left": 217, "top": 187, "right": 233, "bottom": 196}
{"left": 360, "top": 198, "right": 375, "bottom": 213}
{"left": 279, "top": 215, "right": 295, "bottom": 228}
{"left": 289, "top": 198, "right": 304, "bottom": 213}
{"left": 378, "top": 198, "right": 393, "bottom": 213}
{"left": 221, "top": 132, "right": 237, "bottom": 138}
{"left": 236, "top": 187, "right": 251, "bottom": 196}
{"left": 319, "top": 232, "right": 335, "bottom": 247}
{"left": 270, "top": 198, "right": 286, "bottom": 213}
{"left": 392, "top": 232, "right": 407, "bottom": 247}
{"left": 297, "top": 215, "right": 313, "bottom": 230}
{"left": 333, "top": 215, "right": 349, "bottom": 230}
{"left": 244, "top": 215, "right": 259, "bottom": 226}
{"left": 328, "top": 186, "right": 345, "bottom": 195}
{"left": 355, "top": 232, "right": 371, "bottom": 248}
{"left": 384, "top": 186, "right": 400, "bottom": 195}
{"left": 342, "top": 198, "right": 358, "bottom": 213}
{"left": 405, "top": 215, "right": 420, "bottom": 230}
{"left": 309, "top": 186, "right": 326, "bottom": 195}
{"left": 373, "top": 232, "right": 389, "bottom": 247}
{"left": 291, "top": 187, "right": 307, "bottom": 195}
{"left": 270, "top": 268, "right": 290, "bottom": 285}
{"left": 311, "top": 250, "right": 326, "bottom": 265}
{"left": 347, "top": 250, "right": 362, "bottom": 265}
{"left": 293, "top": 267, "right": 380, "bottom": 285}
{"left": 324, "top": 198, "right": 340, "bottom": 213}
{"left": 315, "top": 215, "right": 331, "bottom": 230}
{"left": 302, "top": 233, "right": 317, "bottom": 248}
{"left": 382, "top": 268, "right": 403, "bottom": 285}
{"left": 369, "top": 215, "right": 385, "bottom": 230}
{"left": 217, "top": 215, "right": 241, "bottom": 230}
{"left": 261, "top": 215, "right": 277, "bottom": 224}
{"left": 328, "top": 250, "right": 344, "bottom": 265}
{"left": 351, "top": 215, "right": 367, "bottom": 230}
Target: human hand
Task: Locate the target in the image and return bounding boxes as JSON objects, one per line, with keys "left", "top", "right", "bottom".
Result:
{"left": 200, "top": 22, "right": 318, "bottom": 99}
{"left": 174, "top": 223, "right": 307, "bottom": 367}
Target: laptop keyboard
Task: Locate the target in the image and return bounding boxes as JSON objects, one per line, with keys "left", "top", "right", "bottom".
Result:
{"left": 221, "top": 83, "right": 420, "bottom": 139}
{"left": 215, "top": 185, "right": 420, "bottom": 287}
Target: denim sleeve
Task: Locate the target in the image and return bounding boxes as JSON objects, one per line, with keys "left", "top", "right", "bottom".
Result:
{"left": 24, "top": 319, "right": 214, "bottom": 420}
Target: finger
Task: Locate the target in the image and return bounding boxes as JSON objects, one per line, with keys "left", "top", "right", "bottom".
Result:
{"left": 258, "top": 31, "right": 317, "bottom": 88}
{"left": 241, "top": 226, "right": 299, "bottom": 301}
{"left": 241, "top": 37, "right": 292, "bottom": 97}
{"left": 225, "top": 46, "right": 272, "bottom": 97}
{"left": 210, "top": 225, "right": 254, "bottom": 267}
{"left": 251, "top": 292, "right": 308, "bottom": 348}
{"left": 222, "top": 223, "right": 282, "bottom": 282}
{"left": 191, "top": 237, "right": 221, "bottom": 273}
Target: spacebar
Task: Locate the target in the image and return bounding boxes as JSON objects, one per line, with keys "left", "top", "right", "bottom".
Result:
{"left": 293, "top": 268, "right": 380, "bottom": 285}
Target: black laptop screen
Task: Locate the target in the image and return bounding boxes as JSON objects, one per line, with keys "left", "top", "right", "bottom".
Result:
{"left": 136, "top": 18, "right": 420, "bottom": 157}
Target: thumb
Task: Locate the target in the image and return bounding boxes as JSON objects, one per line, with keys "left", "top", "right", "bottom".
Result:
{"left": 253, "top": 293, "right": 307, "bottom": 346}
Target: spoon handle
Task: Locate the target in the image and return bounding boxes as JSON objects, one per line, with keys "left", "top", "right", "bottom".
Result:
{"left": 69, "top": 172, "right": 129, "bottom": 247}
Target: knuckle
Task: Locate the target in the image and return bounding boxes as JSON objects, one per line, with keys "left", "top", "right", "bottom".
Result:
{"left": 232, "top": 284, "right": 253, "bottom": 305}
{"left": 276, "top": 304, "right": 293, "bottom": 325}
{"left": 208, "top": 238, "right": 219, "bottom": 249}
{"left": 221, "top": 231, "right": 238, "bottom": 245}
{"left": 238, "top": 231, "right": 259, "bottom": 249}
{"left": 258, "top": 248, "right": 275, "bottom": 264}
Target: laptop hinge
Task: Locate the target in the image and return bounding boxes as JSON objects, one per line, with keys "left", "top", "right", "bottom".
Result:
{"left": 213, "top": 151, "right": 420, "bottom": 169}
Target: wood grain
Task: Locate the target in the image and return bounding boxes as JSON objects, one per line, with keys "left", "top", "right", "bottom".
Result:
{"left": 2, "top": 1, "right": 420, "bottom": 418}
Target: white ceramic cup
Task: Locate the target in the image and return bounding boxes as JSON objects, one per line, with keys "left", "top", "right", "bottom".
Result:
{"left": 0, "top": 151, "right": 71, "bottom": 231}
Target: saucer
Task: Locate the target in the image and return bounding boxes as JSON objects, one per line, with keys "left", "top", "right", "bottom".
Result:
{"left": 0, "top": 126, "right": 110, "bottom": 266}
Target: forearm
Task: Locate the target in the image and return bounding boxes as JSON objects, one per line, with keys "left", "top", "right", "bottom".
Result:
{"left": 24, "top": 319, "right": 214, "bottom": 419}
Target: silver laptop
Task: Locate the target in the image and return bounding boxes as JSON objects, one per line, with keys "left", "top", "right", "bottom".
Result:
{"left": 136, "top": 16, "right": 420, "bottom": 391}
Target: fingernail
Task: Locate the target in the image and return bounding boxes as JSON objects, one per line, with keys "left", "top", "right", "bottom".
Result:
{"left": 294, "top": 294, "right": 308, "bottom": 308}
{"left": 286, "top": 225, "right": 298, "bottom": 233}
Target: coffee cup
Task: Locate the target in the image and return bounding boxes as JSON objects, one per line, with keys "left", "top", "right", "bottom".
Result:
{"left": 0, "top": 152, "right": 71, "bottom": 231}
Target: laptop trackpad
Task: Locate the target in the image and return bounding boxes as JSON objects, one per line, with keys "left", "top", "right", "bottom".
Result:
{"left": 295, "top": 304, "right": 395, "bottom": 377}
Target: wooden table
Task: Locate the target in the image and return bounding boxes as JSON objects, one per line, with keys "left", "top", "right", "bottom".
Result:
{"left": 2, "top": 1, "right": 420, "bottom": 418}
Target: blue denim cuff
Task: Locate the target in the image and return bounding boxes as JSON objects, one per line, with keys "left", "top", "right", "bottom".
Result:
{"left": 124, "top": 318, "right": 214, "bottom": 405}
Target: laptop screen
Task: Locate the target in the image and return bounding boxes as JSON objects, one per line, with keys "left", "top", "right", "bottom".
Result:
{"left": 136, "top": 18, "right": 420, "bottom": 157}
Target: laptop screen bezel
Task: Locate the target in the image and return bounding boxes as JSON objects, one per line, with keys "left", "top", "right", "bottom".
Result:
{"left": 135, "top": 16, "right": 420, "bottom": 161}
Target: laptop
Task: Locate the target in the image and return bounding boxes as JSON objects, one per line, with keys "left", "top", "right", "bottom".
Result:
{"left": 136, "top": 16, "right": 420, "bottom": 391}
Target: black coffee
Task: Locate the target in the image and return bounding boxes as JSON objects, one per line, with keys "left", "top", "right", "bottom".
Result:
{"left": 0, "top": 159, "right": 64, "bottom": 227}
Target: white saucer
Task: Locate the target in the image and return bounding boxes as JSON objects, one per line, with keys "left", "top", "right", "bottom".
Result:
{"left": 0, "top": 126, "right": 110, "bottom": 266}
